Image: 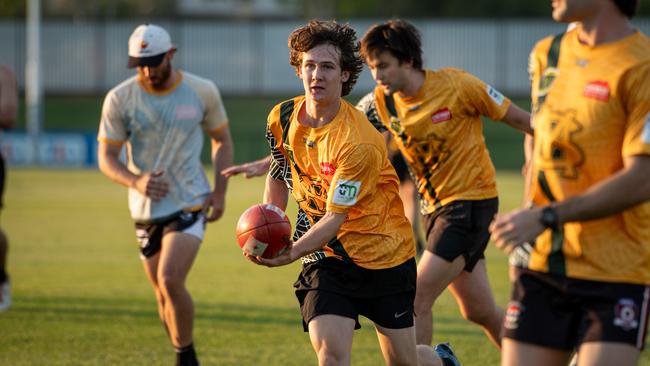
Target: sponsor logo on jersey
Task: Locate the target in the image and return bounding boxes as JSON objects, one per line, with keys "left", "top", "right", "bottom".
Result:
{"left": 613, "top": 298, "right": 639, "bottom": 331}
{"left": 319, "top": 162, "right": 336, "bottom": 176}
{"left": 332, "top": 179, "right": 361, "bottom": 206}
{"left": 431, "top": 108, "right": 452, "bottom": 124}
{"left": 504, "top": 301, "right": 524, "bottom": 330}
{"left": 486, "top": 85, "right": 505, "bottom": 106}
{"left": 536, "top": 109, "right": 584, "bottom": 179}
{"left": 583, "top": 81, "right": 610, "bottom": 102}
{"left": 642, "top": 113, "right": 650, "bottom": 144}
{"left": 175, "top": 105, "right": 199, "bottom": 120}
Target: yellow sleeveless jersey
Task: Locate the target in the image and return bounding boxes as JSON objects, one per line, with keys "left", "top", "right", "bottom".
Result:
{"left": 528, "top": 29, "right": 650, "bottom": 284}
{"left": 267, "top": 96, "right": 415, "bottom": 269}
{"left": 373, "top": 69, "right": 510, "bottom": 214}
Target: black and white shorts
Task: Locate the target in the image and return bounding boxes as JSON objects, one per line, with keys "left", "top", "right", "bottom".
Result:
{"left": 134, "top": 210, "right": 205, "bottom": 259}
{"left": 504, "top": 267, "right": 650, "bottom": 350}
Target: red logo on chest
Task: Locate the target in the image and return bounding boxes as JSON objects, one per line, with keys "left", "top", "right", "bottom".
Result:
{"left": 320, "top": 162, "right": 336, "bottom": 176}
{"left": 583, "top": 81, "right": 610, "bottom": 102}
{"left": 431, "top": 108, "right": 452, "bottom": 124}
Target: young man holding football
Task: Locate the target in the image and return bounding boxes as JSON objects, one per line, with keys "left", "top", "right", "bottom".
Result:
{"left": 244, "top": 19, "right": 458, "bottom": 366}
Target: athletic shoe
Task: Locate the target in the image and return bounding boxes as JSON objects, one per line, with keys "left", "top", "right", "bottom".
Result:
{"left": 434, "top": 342, "right": 461, "bottom": 366}
{"left": 0, "top": 279, "right": 11, "bottom": 312}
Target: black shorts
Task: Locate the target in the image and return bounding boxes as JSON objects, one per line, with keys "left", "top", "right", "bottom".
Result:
{"left": 295, "top": 257, "right": 417, "bottom": 331}
{"left": 389, "top": 150, "right": 410, "bottom": 182}
{"left": 504, "top": 267, "right": 650, "bottom": 350}
{"left": 423, "top": 198, "right": 498, "bottom": 271}
{"left": 134, "top": 211, "right": 205, "bottom": 258}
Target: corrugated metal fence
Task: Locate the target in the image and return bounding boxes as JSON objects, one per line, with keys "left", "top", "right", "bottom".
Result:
{"left": 1, "top": 18, "right": 649, "bottom": 96}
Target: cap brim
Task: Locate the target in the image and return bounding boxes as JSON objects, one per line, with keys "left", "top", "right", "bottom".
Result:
{"left": 127, "top": 53, "right": 166, "bottom": 68}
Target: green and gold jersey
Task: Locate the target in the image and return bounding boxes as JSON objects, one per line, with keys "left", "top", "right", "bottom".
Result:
{"left": 371, "top": 69, "right": 510, "bottom": 214}
{"left": 528, "top": 29, "right": 650, "bottom": 284}
{"left": 267, "top": 96, "right": 415, "bottom": 269}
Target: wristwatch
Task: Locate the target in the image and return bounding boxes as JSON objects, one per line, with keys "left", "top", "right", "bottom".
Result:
{"left": 539, "top": 206, "right": 559, "bottom": 230}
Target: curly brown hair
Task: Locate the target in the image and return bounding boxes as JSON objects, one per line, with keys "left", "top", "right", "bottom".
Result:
{"left": 288, "top": 19, "right": 363, "bottom": 97}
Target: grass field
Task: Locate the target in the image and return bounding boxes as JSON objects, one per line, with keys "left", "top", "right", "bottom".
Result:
{"left": 0, "top": 168, "right": 510, "bottom": 366}
{"left": 2, "top": 169, "right": 650, "bottom": 365}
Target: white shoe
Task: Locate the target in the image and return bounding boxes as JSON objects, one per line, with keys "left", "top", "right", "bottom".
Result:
{"left": 0, "top": 279, "right": 11, "bottom": 311}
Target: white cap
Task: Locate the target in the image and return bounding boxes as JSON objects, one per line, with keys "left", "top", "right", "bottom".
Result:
{"left": 127, "top": 24, "right": 173, "bottom": 68}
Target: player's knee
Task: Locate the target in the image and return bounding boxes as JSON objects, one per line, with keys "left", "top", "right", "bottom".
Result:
{"left": 390, "top": 352, "right": 417, "bottom": 366}
{"left": 158, "top": 273, "right": 185, "bottom": 297}
{"left": 416, "top": 345, "right": 438, "bottom": 366}
{"left": 460, "top": 304, "right": 493, "bottom": 326}
{"left": 316, "top": 344, "right": 348, "bottom": 365}
{"left": 414, "top": 290, "right": 437, "bottom": 313}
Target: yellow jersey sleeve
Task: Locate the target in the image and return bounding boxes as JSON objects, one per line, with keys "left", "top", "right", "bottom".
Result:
{"left": 621, "top": 62, "right": 650, "bottom": 157}
{"left": 266, "top": 102, "right": 284, "bottom": 151}
{"left": 452, "top": 69, "right": 511, "bottom": 122}
{"left": 327, "top": 143, "right": 382, "bottom": 213}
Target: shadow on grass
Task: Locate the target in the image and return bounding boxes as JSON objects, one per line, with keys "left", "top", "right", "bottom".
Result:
{"left": 9, "top": 295, "right": 478, "bottom": 336}
{"left": 11, "top": 295, "right": 299, "bottom": 326}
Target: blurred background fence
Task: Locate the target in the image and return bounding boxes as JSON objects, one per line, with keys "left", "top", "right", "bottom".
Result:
{"left": 2, "top": 18, "right": 649, "bottom": 168}
{"left": 3, "top": 18, "right": 649, "bottom": 96}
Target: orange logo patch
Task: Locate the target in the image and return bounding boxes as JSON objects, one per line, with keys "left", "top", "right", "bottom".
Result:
{"left": 431, "top": 108, "right": 452, "bottom": 124}
{"left": 140, "top": 40, "right": 148, "bottom": 49}
{"left": 320, "top": 162, "right": 336, "bottom": 176}
{"left": 583, "top": 81, "right": 609, "bottom": 102}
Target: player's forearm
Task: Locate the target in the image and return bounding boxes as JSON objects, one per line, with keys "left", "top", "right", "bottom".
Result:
{"left": 289, "top": 211, "right": 346, "bottom": 261}
{"left": 98, "top": 153, "right": 138, "bottom": 188}
{"left": 211, "top": 137, "right": 233, "bottom": 198}
{"left": 263, "top": 175, "right": 289, "bottom": 211}
{"left": 502, "top": 104, "right": 533, "bottom": 135}
{"left": 552, "top": 155, "right": 650, "bottom": 224}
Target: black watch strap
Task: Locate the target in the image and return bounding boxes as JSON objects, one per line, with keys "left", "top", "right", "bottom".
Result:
{"left": 540, "top": 206, "right": 559, "bottom": 230}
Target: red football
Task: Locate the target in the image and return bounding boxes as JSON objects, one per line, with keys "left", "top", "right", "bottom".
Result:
{"left": 236, "top": 203, "right": 292, "bottom": 259}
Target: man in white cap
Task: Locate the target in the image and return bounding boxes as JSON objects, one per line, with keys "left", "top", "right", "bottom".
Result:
{"left": 97, "top": 24, "right": 234, "bottom": 366}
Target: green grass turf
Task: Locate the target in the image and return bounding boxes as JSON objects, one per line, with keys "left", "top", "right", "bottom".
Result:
{"left": 4, "top": 169, "right": 647, "bottom": 365}
{"left": 13, "top": 95, "right": 528, "bottom": 170}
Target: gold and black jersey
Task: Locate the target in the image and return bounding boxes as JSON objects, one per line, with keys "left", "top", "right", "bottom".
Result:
{"left": 266, "top": 96, "right": 415, "bottom": 269}
{"left": 528, "top": 29, "right": 650, "bottom": 284}
{"left": 371, "top": 69, "right": 510, "bottom": 214}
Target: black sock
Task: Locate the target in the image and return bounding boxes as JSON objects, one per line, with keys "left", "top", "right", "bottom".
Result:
{"left": 175, "top": 343, "right": 199, "bottom": 366}
{"left": 0, "top": 269, "right": 7, "bottom": 284}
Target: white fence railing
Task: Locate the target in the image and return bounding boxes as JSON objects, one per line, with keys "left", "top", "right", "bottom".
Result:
{"left": 1, "top": 18, "right": 649, "bottom": 96}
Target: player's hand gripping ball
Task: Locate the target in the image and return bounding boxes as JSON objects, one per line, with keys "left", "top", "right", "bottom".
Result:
{"left": 236, "top": 203, "right": 292, "bottom": 259}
